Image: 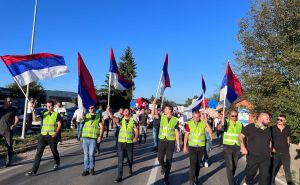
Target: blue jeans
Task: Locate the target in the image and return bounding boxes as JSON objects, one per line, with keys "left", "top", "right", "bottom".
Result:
{"left": 77, "top": 121, "right": 84, "bottom": 140}
{"left": 82, "top": 138, "right": 96, "bottom": 171}
{"left": 114, "top": 126, "right": 120, "bottom": 146}
{"left": 203, "top": 132, "right": 211, "bottom": 163}
{"left": 153, "top": 127, "right": 159, "bottom": 147}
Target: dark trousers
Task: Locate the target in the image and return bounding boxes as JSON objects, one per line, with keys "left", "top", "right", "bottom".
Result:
{"left": 26, "top": 113, "right": 33, "bottom": 130}
{"left": 245, "top": 154, "right": 271, "bottom": 185}
{"left": 223, "top": 146, "right": 240, "bottom": 185}
{"left": 188, "top": 146, "right": 205, "bottom": 182}
{"left": 271, "top": 153, "right": 292, "bottom": 184}
{"left": 117, "top": 142, "right": 133, "bottom": 178}
{"left": 32, "top": 135, "right": 60, "bottom": 173}
{"left": 105, "top": 122, "right": 109, "bottom": 137}
{"left": 158, "top": 139, "right": 175, "bottom": 179}
{"left": 0, "top": 131, "right": 13, "bottom": 164}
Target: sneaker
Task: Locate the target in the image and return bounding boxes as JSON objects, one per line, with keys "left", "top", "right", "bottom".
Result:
{"left": 90, "top": 169, "right": 96, "bottom": 175}
{"left": 25, "top": 171, "right": 36, "bottom": 176}
{"left": 114, "top": 177, "right": 122, "bottom": 182}
{"left": 82, "top": 170, "right": 90, "bottom": 176}
{"left": 161, "top": 169, "right": 165, "bottom": 176}
{"left": 53, "top": 164, "right": 59, "bottom": 170}
{"left": 129, "top": 168, "right": 133, "bottom": 175}
{"left": 204, "top": 162, "right": 209, "bottom": 168}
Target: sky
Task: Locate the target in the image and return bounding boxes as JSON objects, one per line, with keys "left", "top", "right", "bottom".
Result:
{"left": 0, "top": 0, "right": 250, "bottom": 104}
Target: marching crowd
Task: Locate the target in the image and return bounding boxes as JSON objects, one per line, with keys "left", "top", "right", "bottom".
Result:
{"left": 0, "top": 96, "right": 299, "bottom": 185}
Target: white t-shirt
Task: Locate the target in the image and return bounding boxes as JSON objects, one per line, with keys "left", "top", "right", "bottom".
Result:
{"left": 54, "top": 107, "right": 67, "bottom": 115}
{"left": 72, "top": 109, "right": 85, "bottom": 122}
{"left": 27, "top": 102, "right": 33, "bottom": 114}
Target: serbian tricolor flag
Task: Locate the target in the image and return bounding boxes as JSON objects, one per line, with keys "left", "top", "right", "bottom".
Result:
{"left": 184, "top": 75, "right": 206, "bottom": 112}
{"left": 156, "top": 53, "right": 171, "bottom": 98}
{"left": 109, "top": 48, "right": 134, "bottom": 90}
{"left": 0, "top": 53, "right": 69, "bottom": 86}
{"left": 219, "top": 62, "right": 243, "bottom": 106}
{"left": 78, "top": 53, "right": 98, "bottom": 109}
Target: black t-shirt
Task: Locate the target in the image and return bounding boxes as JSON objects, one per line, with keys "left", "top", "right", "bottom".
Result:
{"left": 139, "top": 113, "right": 148, "bottom": 126}
{"left": 271, "top": 125, "right": 291, "bottom": 154}
{"left": 0, "top": 106, "right": 18, "bottom": 132}
{"left": 242, "top": 123, "right": 271, "bottom": 156}
{"left": 153, "top": 116, "right": 160, "bottom": 128}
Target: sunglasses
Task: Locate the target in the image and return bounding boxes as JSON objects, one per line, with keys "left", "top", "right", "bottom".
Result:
{"left": 231, "top": 115, "right": 238, "bottom": 118}
{"left": 277, "top": 118, "right": 284, "bottom": 122}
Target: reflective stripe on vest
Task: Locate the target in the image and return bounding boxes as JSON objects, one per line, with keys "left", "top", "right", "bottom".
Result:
{"left": 223, "top": 120, "right": 242, "bottom": 146}
{"left": 158, "top": 115, "right": 178, "bottom": 141}
{"left": 41, "top": 112, "right": 58, "bottom": 136}
{"left": 118, "top": 118, "right": 135, "bottom": 143}
{"left": 188, "top": 120, "right": 206, "bottom": 147}
{"left": 82, "top": 114, "right": 100, "bottom": 139}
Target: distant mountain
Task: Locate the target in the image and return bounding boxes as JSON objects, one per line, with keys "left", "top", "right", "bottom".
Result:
{"left": 45, "top": 90, "right": 77, "bottom": 102}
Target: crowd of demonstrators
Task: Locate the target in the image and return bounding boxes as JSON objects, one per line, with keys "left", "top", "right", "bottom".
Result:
{"left": 0, "top": 95, "right": 297, "bottom": 184}
{"left": 26, "top": 100, "right": 62, "bottom": 176}
{"left": 0, "top": 97, "right": 19, "bottom": 167}
{"left": 81, "top": 105, "right": 103, "bottom": 176}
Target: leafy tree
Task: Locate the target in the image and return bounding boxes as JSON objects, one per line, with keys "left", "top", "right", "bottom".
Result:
{"left": 235, "top": 0, "right": 300, "bottom": 142}
{"left": 184, "top": 95, "right": 199, "bottom": 107}
{"left": 6, "top": 81, "right": 46, "bottom": 103}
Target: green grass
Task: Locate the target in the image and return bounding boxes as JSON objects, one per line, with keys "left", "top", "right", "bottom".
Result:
{"left": 0, "top": 129, "right": 77, "bottom": 155}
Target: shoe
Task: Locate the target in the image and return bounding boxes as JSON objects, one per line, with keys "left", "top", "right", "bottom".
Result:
{"left": 53, "top": 164, "right": 59, "bottom": 170}
{"left": 90, "top": 169, "right": 96, "bottom": 175}
{"left": 82, "top": 170, "right": 90, "bottom": 176}
{"left": 204, "top": 162, "right": 209, "bottom": 168}
{"left": 161, "top": 169, "right": 165, "bottom": 176}
{"left": 242, "top": 183, "right": 247, "bottom": 185}
{"left": 129, "top": 168, "right": 133, "bottom": 175}
{"left": 5, "top": 162, "right": 11, "bottom": 168}
{"left": 114, "top": 177, "right": 122, "bottom": 182}
{"left": 25, "top": 171, "right": 36, "bottom": 176}
{"left": 58, "top": 142, "right": 62, "bottom": 145}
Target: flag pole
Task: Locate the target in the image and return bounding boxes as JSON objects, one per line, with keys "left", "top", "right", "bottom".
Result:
{"left": 160, "top": 96, "right": 164, "bottom": 110}
{"left": 155, "top": 71, "right": 163, "bottom": 99}
{"left": 13, "top": 77, "right": 30, "bottom": 102}
{"left": 131, "top": 74, "right": 134, "bottom": 100}
{"left": 108, "top": 73, "right": 111, "bottom": 107}
{"left": 222, "top": 86, "right": 227, "bottom": 124}
{"left": 21, "top": 0, "right": 38, "bottom": 139}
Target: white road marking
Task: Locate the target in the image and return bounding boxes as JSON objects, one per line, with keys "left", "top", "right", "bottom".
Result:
{"left": 146, "top": 158, "right": 159, "bottom": 185}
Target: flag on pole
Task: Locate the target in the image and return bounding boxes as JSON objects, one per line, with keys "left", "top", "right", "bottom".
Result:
{"left": 219, "top": 62, "right": 243, "bottom": 106}
{"left": 0, "top": 53, "right": 69, "bottom": 86}
{"left": 109, "top": 48, "right": 134, "bottom": 90}
{"left": 156, "top": 53, "right": 171, "bottom": 98}
{"left": 78, "top": 53, "right": 98, "bottom": 110}
{"left": 184, "top": 75, "right": 206, "bottom": 112}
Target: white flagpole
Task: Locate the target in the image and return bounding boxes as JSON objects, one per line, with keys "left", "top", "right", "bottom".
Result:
{"left": 107, "top": 73, "right": 111, "bottom": 107}
{"left": 21, "top": 0, "right": 38, "bottom": 139}
{"left": 222, "top": 86, "right": 227, "bottom": 123}
{"left": 131, "top": 74, "right": 134, "bottom": 100}
{"left": 160, "top": 96, "right": 164, "bottom": 110}
{"left": 155, "top": 71, "right": 163, "bottom": 99}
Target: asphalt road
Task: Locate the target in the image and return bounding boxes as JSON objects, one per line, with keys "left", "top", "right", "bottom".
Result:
{"left": 0, "top": 131, "right": 286, "bottom": 185}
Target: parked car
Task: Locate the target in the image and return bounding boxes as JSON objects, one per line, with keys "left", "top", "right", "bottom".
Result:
{"left": 17, "top": 107, "right": 47, "bottom": 130}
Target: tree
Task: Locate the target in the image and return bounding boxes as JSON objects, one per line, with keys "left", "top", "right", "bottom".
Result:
{"left": 118, "top": 46, "right": 137, "bottom": 101}
{"left": 184, "top": 95, "right": 199, "bottom": 107}
{"left": 235, "top": 0, "right": 300, "bottom": 142}
{"left": 6, "top": 81, "right": 46, "bottom": 103}
{"left": 97, "top": 46, "right": 138, "bottom": 109}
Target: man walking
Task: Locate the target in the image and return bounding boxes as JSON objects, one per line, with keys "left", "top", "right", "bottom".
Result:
{"left": 240, "top": 113, "right": 272, "bottom": 185}
{"left": 153, "top": 99, "right": 180, "bottom": 185}
{"left": 0, "top": 97, "right": 19, "bottom": 167}
{"left": 271, "top": 114, "right": 294, "bottom": 185}
{"left": 26, "top": 100, "right": 62, "bottom": 176}
{"left": 151, "top": 106, "right": 161, "bottom": 152}
{"left": 138, "top": 108, "right": 149, "bottom": 143}
{"left": 218, "top": 110, "right": 243, "bottom": 185}
{"left": 112, "top": 108, "right": 139, "bottom": 182}
{"left": 183, "top": 111, "right": 212, "bottom": 185}
{"left": 71, "top": 107, "right": 85, "bottom": 141}
{"left": 81, "top": 105, "right": 103, "bottom": 176}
